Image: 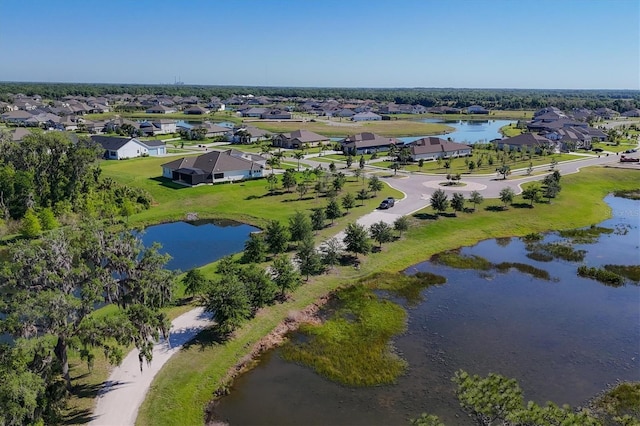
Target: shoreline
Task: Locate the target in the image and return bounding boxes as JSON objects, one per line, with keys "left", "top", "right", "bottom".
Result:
{"left": 204, "top": 294, "right": 331, "bottom": 425}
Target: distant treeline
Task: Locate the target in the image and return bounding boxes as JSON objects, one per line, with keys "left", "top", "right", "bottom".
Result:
{"left": 1, "top": 82, "right": 639, "bottom": 111}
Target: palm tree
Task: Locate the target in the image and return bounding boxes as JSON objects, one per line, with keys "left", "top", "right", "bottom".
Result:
{"left": 293, "top": 151, "right": 304, "bottom": 171}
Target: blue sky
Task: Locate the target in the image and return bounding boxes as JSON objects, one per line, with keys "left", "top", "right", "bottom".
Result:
{"left": 0, "top": 0, "right": 638, "bottom": 89}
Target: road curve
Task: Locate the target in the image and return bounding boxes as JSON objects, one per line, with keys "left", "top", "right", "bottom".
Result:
{"left": 90, "top": 308, "right": 212, "bottom": 426}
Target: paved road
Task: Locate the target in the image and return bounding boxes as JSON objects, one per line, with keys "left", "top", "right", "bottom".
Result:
{"left": 90, "top": 308, "right": 212, "bottom": 426}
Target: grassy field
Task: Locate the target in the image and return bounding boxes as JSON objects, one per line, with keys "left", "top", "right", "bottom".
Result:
{"left": 83, "top": 111, "right": 242, "bottom": 124}
{"left": 358, "top": 152, "right": 583, "bottom": 175}
{"left": 248, "top": 119, "right": 454, "bottom": 138}
{"left": 500, "top": 123, "right": 524, "bottom": 137}
{"left": 134, "top": 166, "right": 639, "bottom": 426}
{"left": 592, "top": 141, "right": 638, "bottom": 153}
{"left": 382, "top": 111, "right": 532, "bottom": 121}
{"left": 99, "top": 155, "right": 401, "bottom": 229}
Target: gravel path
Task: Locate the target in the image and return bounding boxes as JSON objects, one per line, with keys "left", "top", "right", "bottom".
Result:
{"left": 90, "top": 308, "right": 212, "bottom": 426}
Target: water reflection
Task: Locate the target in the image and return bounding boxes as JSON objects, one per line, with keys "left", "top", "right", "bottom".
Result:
{"left": 213, "top": 195, "right": 639, "bottom": 425}
{"left": 139, "top": 219, "right": 259, "bottom": 270}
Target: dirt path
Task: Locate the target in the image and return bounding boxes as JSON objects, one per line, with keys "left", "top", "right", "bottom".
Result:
{"left": 90, "top": 308, "right": 212, "bottom": 426}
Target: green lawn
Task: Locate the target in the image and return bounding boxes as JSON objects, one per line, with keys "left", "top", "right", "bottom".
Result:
{"left": 249, "top": 119, "right": 454, "bottom": 138}
{"left": 135, "top": 166, "right": 639, "bottom": 426}
{"left": 83, "top": 110, "right": 243, "bottom": 124}
{"left": 374, "top": 152, "right": 584, "bottom": 175}
{"left": 500, "top": 123, "right": 524, "bottom": 137}
{"left": 592, "top": 141, "right": 638, "bottom": 153}
{"left": 99, "top": 156, "right": 401, "bottom": 229}
{"left": 378, "top": 111, "right": 532, "bottom": 121}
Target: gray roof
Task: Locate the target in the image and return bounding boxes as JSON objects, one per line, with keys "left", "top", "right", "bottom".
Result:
{"left": 162, "top": 150, "right": 263, "bottom": 174}
{"left": 90, "top": 135, "right": 132, "bottom": 151}
{"left": 278, "top": 129, "right": 328, "bottom": 143}
{"left": 341, "top": 132, "right": 399, "bottom": 149}
{"left": 499, "top": 133, "right": 551, "bottom": 146}
{"left": 409, "top": 137, "right": 472, "bottom": 155}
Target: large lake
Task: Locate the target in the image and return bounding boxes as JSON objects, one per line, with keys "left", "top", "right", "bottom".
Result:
{"left": 139, "top": 219, "right": 259, "bottom": 270}
{"left": 213, "top": 195, "right": 640, "bottom": 425}
{"left": 399, "top": 119, "right": 515, "bottom": 145}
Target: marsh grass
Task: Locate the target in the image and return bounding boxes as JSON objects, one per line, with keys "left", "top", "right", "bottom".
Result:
{"left": 603, "top": 265, "right": 640, "bottom": 283}
{"left": 526, "top": 242, "right": 586, "bottom": 262}
{"left": 280, "top": 284, "right": 407, "bottom": 386}
{"left": 613, "top": 189, "right": 640, "bottom": 200}
{"left": 494, "top": 262, "right": 551, "bottom": 280}
{"left": 558, "top": 225, "right": 613, "bottom": 244}
{"left": 279, "top": 272, "right": 446, "bottom": 386}
{"left": 592, "top": 382, "right": 640, "bottom": 419}
{"left": 430, "top": 250, "right": 492, "bottom": 270}
{"left": 577, "top": 266, "right": 625, "bottom": 287}
{"left": 365, "top": 271, "right": 446, "bottom": 306}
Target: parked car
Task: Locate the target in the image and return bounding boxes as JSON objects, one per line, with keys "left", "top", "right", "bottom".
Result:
{"left": 378, "top": 197, "right": 395, "bottom": 209}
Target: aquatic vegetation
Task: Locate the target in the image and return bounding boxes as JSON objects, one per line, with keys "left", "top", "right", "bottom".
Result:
{"left": 577, "top": 266, "right": 625, "bottom": 287}
{"left": 603, "top": 265, "right": 640, "bottom": 283}
{"left": 613, "top": 189, "right": 640, "bottom": 200}
{"left": 525, "top": 250, "right": 554, "bottom": 262}
{"left": 526, "top": 242, "right": 586, "bottom": 262}
{"left": 430, "top": 250, "right": 492, "bottom": 270}
{"left": 494, "top": 262, "right": 551, "bottom": 280}
{"left": 520, "top": 232, "right": 543, "bottom": 243}
{"left": 558, "top": 225, "right": 613, "bottom": 244}
{"left": 369, "top": 271, "right": 446, "bottom": 306}
{"left": 590, "top": 382, "right": 640, "bottom": 423}
{"left": 281, "top": 285, "right": 408, "bottom": 386}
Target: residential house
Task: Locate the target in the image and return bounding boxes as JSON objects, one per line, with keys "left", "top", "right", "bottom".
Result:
{"left": 183, "top": 105, "right": 210, "bottom": 115}
{"left": 140, "top": 119, "right": 177, "bottom": 136}
{"left": 145, "top": 105, "right": 177, "bottom": 114}
{"left": 496, "top": 133, "right": 558, "bottom": 153}
{"left": 232, "top": 125, "right": 272, "bottom": 144}
{"left": 621, "top": 109, "right": 640, "bottom": 117}
{"left": 261, "top": 109, "right": 292, "bottom": 120}
{"left": 428, "top": 106, "right": 461, "bottom": 114}
{"left": 466, "top": 105, "right": 490, "bottom": 114}
{"left": 241, "top": 107, "right": 269, "bottom": 118}
{"left": 334, "top": 108, "right": 356, "bottom": 118}
{"left": 533, "top": 107, "right": 566, "bottom": 119}
{"left": 91, "top": 135, "right": 166, "bottom": 159}
{"left": 190, "top": 122, "right": 232, "bottom": 138}
{"left": 352, "top": 111, "right": 382, "bottom": 122}
{"left": 161, "top": 150, "right": 264, "bottom": 186}
{"left": 10, "top": 127, "right": 32, "bottom": 142}
{"left": 340, "top": 132, "right": 399, "bottom": 155}
{"left": 272, "top": 129, "right": 329, "bottom": 149}
{"left": 1, "top": 110, "right": 33, "bottom": 125}
{"left": 594, "top": 108, "right": 619, "bottom": 120}
{"left": 408, "top": 137, "right": 472, "bottom": 161}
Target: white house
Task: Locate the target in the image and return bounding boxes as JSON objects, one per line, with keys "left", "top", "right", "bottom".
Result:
{"left": 91, "top": 136, "right": 166, "bottom": 159}
{"left": 352, "top": 112, "right": 382, "bottom": 122}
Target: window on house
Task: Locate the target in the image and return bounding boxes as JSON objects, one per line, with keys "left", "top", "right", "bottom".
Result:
{"left": 214, "top": 173, "right": 224, "bottom": 179}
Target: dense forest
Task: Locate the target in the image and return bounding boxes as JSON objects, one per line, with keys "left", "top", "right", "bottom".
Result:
{"left": 1, "top": 82, "right": 639, "bottom": 111}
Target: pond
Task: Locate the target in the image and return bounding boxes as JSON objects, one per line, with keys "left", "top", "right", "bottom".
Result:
{"left": 139, "top": 219, "right": 259, "bottom": 271}
{"left": 398, "top": 119, "right": 515, "bottom": 145}
{"left": 212, "top": 195, "right": 639, "bottom": 425}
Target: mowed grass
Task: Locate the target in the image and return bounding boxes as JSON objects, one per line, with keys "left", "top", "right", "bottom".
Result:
{"left": 249, "top": 119, "right": 454, "bottom": 137}
{"left": 374, "top": 152, "right": 584, "bottom": 175}
{"left": 99, "top": 155, "right": 402, "bottom": 229}
{"left": 136, "top": 166, "right": 639, "bottom": 426}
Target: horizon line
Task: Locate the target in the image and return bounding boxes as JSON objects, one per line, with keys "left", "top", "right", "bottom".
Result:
{"left": 0, "top": 80, "right": 638, "bottom": 92}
